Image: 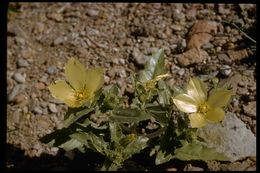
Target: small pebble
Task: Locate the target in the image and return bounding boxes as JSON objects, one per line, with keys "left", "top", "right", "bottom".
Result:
{"left": 13, "top": 94, "right": 29, "bottom": 105}
{"left": 8, "top": 85, "right": 21, "bottom": 102}
{"left": 39, "top": 75, "right": 48, "bottom": 83}
{"left": 49, "top": 98, "right": 64, "bottom": 104}
{"left": 17, "top": 59, "right": 29, "bottom": 68}
{"left": 243, "top": 101, "right": 256, "bottom": 118}
{"left": 53, "top": 37, "right": 64, "bottom": 45}
{"left": 48, "top": 103, "right": 58, "bottom": 113}
{"left": 34, "top": 107, "right": 43, "bottom": 114}
{"left": 35, "top": 82, "right": 45, "bottom": 90}
{"left": 14, "top": 73, "right": 26, "bottom": 83}
{"left": 202, "top": 42, "right": 214, "bottom": 49}
{"left": 87, "top": 9, "right": 99, "bottom": 17}
{"left": 219, "top": 65, "right": 232, "bottom": 77}
{"left": 218, "top": 53, "right": 232, "bottom": 64}
{"left": 47, "top": 66, "right": 57, "bottom": 74}
{"left": 177, "top": 68, "right": 185, "bottom": 76}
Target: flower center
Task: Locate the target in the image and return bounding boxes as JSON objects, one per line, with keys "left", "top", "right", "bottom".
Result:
{"left": 75, "top": 90, "right": 89, "bottom": 102}
{"left": 198, "top": 103, "right": 209, "bottom": 114}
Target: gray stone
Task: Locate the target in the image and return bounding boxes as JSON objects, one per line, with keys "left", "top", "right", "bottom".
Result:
{"left": 119, "top": 58, "right": 125, "bottom": 65}
{"left": 33, "top": 107, "right": 43, "bottom": 114}
{"left": 197, "top": 112, "right": 256, "bottom": 161}
{"left": 202, "top": 42, "right": 214, "bottom": 49}
{"left": 15, "top": 37, "right": 25, "bottom": 45}
{"left": 17, "top": 59, "right": 29, "bottom": 68}
{"left": 49, "top": 98, "right": 64, "bottom": 104}
{"left": 53, "top": 37, "right": 64, "bottom": 45}
{"left": 8, "top": 85, "right": 21, "bottom": 102}
{"left": 14, "top": 73, "right": 26, "bottom": 83}
{"left": 132, "top": 47, "right": 148, "bottom": 65}
{"left": 87, "top": 9, "right": 99, "bottom": 17}
{"left": 47, "top": 66, "right": 58, "bottom": 74}
{"left": 177, "top": 68, "right": 185, "bottom": 76}
{"left": 219, "top": 65, "right": 232, "bottom": 77}
{"left": 39, "top": 75, "right": 48, "bottom": 83}
{"left": 48, "top": 103, "right": 58, "bottom": 113}
{"left": 218, "top": 53, "right": 232, "bottom": 64}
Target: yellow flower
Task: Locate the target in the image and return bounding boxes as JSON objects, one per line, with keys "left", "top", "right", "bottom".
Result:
{"left": 48, "top": 58, "right": 104, "bottom": 108}
{"left": 172, "top": 77, "right": 232, "bottom": 128}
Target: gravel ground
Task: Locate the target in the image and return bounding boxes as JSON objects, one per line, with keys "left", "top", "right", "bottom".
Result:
{"left": 6, "top": 3, "right": 256, "bottom": 171}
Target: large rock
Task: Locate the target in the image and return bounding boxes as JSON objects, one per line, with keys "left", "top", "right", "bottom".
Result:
{"left": 197, "top": 112, "right": 256, "bottom": 162}
{"left": 186, "top": 20, "right": 218, "bottom": 50}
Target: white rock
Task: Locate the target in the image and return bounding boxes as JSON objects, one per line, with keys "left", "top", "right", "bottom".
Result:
{"left": 14, "top": 73, "right": 26, "bottom": 83}
{"left": 48, "top": 103, "right": 58, "bottom": 113}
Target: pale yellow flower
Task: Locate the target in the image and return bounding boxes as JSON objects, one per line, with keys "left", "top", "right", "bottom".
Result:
{"left": 48, "top": 58, "right": 104, "bottom": 108}
{"left": 172, "top": 77, "right": 232, "bottom": 128}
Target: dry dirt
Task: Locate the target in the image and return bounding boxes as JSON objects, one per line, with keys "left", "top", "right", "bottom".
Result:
{"left": 6, "top": 3, "right": 256, "bottom": 171}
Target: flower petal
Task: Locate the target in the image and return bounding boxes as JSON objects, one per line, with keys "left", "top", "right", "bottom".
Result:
{"left": 48, "top": 80, "right": 78, "bottom": 107}
{"left": 84, "top": 68, "right": 104, "bottom": 95}
{"left": 173, "top": 94, "right": 198, "bottom": 113}
{"left": 207, "top": 89, "right": 232, "bottom": 108}
{"left": 205, "top": 107, "right": 225, "bottom": 123}
{"left": 187, "top": 77, "right": 207, "bottom": 104}
{"left": 65, "top": 58, "right": 88, "bottom": 91}
{"left": 189, "top": 113, "right": 207, "bottom": 128}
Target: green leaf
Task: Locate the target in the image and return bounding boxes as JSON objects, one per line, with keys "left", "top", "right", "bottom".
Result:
{"left": 171, "top": 85, "right": 185, "bottom": 96}
{"left": 100, "top": 84, "right": 125, "bottom": 111}
{"left": 138, "top": 49, "right": 166, "bottom": 82}
{"left": 155, "top": 150, "right": 175, "bottom": 165}
{"left": 70, "top": 132, "right": 108, "bottom": 154}
{"left": 173, "top": 140, "right": 230, "bottom": 161}
{"left": 110, "top": 108, "right": 151, "bottom": 123}
{"left": 157, "top": 80, "right": 172, "bottom": 106}
{"left": 59, "top": 138, "right": 85, "bottom": 152}
{"left": 109, "top": 122, "right": 123, "bottom": 144}
{"left": 64, "top": 107, "right": 94, "bottom": 128}
{"left": 123, "top": 135, "right": 149, "bottom": 158}
{"left": 155, "top": 122, "right": 180, "bottom": 165}
{"left": 145, "top": 104, "right": 170, "bottom": 125}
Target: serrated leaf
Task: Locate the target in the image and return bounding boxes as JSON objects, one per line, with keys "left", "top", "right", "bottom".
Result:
{"left": 197, "top": 112, "right": 256, "bottom": 161}
{"left": 171, "top": 85, "right": 185, "bottom": 96}
{"left": 138, "top": 49, "right": 166, "bottom": 82}
{"left": 155, "top": 150, "right": 175, "bottom": 165}
{"left": 64, "top": 107, "right": 94, "bottom": 128}
{"left": 155, "top": 122, "right": 180, "bottom": 165}
{"left": 109, "top": 122, "right": 123, "bottom": 143}
{"left": 123, "top": 135, "right": 149, "bottom": 158}
{"left": 101, "top": 84, "right": 125, "bottom": 111}
{"left": 70, "top": 132, "right": 108, "bottom": 154}
{"left": 173, "top": 140, "right": 229, "bottom": 161}
{"left": 59, "top": 138, "right": 85, "bottom": 152}
{"left": 110, "top": 108, "right": 151, "bottom": 123}
{"left": 157, "top": 80, "right": 172, "bottom": 106}
{"left": 145, "top": 104, "right": 169, "bottom": 125}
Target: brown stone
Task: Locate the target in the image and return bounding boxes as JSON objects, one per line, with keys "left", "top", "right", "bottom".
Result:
{"left": 176, "top": 48, "right": 209, "bottom": 67}
{"left": 243, "top": 101, "right": 256, "bottom": 118}
{"left": 227, "top": 49, "right": 249, "bottom": 61}
{"left": 35, "top": 82, "right": 45, "bottom": 90}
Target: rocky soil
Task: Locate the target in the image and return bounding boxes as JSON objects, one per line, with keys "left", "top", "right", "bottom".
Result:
{"left": 6, "top": 3, "right": 256, "bottom": 171}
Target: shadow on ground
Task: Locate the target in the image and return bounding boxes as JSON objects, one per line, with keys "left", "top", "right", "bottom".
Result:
{"left": 6, "top": 144, "right": 209, "bottom": 171}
